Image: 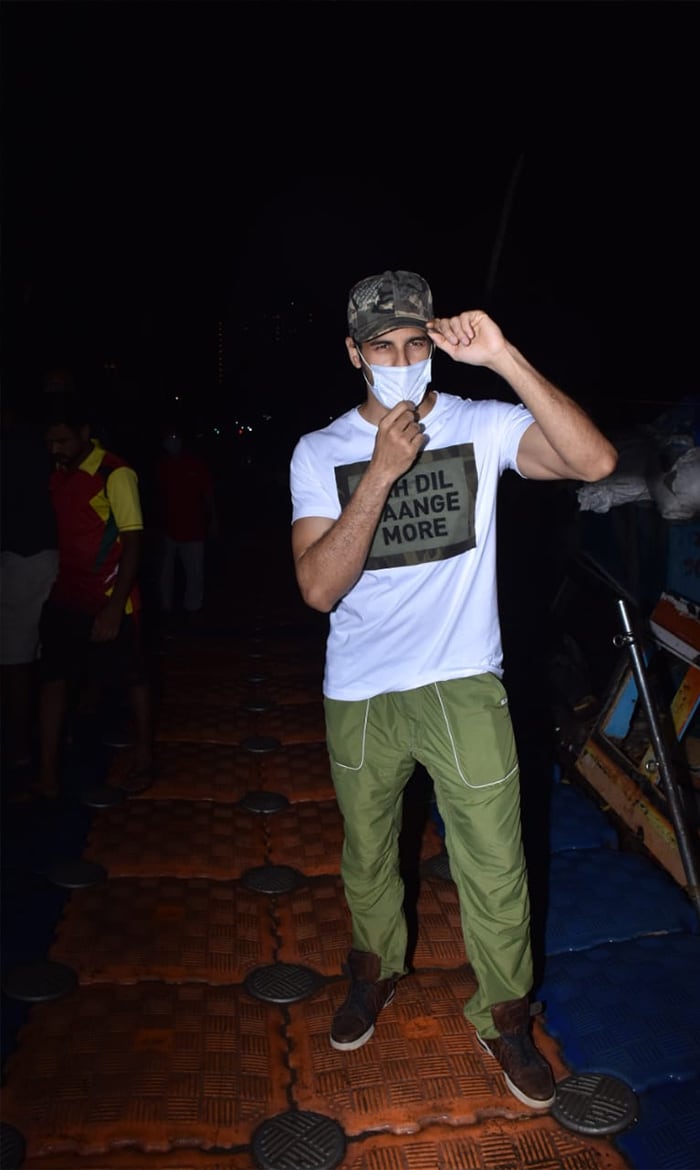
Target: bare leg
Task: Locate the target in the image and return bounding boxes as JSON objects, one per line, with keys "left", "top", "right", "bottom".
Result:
{"left": 1, "top": 662, "right": 36, "bottom": 766}
{"left": 37, "top": 678, "right": 68, "bottom": 795}
{"left": 129, "top": 681, "right": 153, "bottom": 774}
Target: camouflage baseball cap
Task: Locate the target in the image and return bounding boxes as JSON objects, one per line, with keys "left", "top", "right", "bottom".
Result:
{"left": 347, "top": 270, "right": 433, "bottom": 343}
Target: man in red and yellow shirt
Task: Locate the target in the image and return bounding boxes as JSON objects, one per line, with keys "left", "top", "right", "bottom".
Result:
{"left": 36, "top": 398, "right": 153, "bottom": 797}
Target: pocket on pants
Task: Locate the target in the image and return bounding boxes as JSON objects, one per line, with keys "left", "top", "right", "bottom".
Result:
{"left": 432, "top": 674, "right": 519, "bottom": 790}
{"left": 323, "top": 697, "right": 370, "bottom": 771}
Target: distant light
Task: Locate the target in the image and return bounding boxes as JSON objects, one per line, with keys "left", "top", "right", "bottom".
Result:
{"left": 174, "top": 395, "right": 180, "bottom": 401}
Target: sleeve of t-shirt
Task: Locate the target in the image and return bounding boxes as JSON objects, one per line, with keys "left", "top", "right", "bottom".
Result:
{"left": 499, "top": 403, "right": 536, "bottom": 477}
{"left": 290, "top": 435, "right": 341, "bottom": 524}
{"left": 106, "top": 466, "right": 144, "bottom": 532}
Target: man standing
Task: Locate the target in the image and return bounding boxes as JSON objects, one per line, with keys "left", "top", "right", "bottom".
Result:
{"left": 37, "top": 396, "right": 153, "bottom": 797}
{"left": 154, "top": 427, "right": 218, "bottom": 621}
{"left": 289, "top": 270, "right": 617, "bottom": 1110}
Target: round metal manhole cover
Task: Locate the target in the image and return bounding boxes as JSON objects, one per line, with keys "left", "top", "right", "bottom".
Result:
{"left": 422, "top": 851, "right": 452, "bottom": 882}
{"left": 242, "top": 698, "right": 275, "bottom": 713}
{"left": 241, "top": 735, "right": 282, "bottom": 754}
{"left": 242, "top": 865, "right": 305, "bottom": 894}
{"left": 238, "top": 791, "right": 290, "bottom": 814}
{"left": 80, "top": 784, "right": 126, "bottom": 808}
{"left": 0, "top": 1122, "right": 26, "bottom": 1170}
{"left": 552, "top": 1072, "right": 639, "bottom": 1135}
{"left": 2, "top": 960, "right": 78, "bottom": 1003}
{"left": 252, "top": 1109, "right": 346, "bottom": 1170}
{"left": 45, "top": 859, "right": 108, "bottom": 888}
{"left": 244, "top": 963, "right": 323, "bottom": 1004}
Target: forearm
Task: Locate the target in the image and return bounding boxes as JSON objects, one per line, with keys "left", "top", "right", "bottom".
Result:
{"left": 295, "top": 466, "right": 396, "bottom": 612}
{"left": 91, "top": 533, "right": 142, "bottom": 641}
{"left": 107, "top": 534, "right": 142, "bottom": 611}
{"left": 490, "top": 342, "right": 618, "bottom": 481}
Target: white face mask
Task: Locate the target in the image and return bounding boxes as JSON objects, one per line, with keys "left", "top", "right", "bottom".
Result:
{"left": 359, "top": 353, "right": 432, "bottom": 410}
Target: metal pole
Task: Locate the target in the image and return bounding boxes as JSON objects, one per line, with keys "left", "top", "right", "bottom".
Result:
{"left": 615, "top": 597, "right": 700, "bottom": 924}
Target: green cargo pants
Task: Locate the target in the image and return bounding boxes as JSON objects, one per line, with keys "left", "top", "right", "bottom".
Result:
{"left": 324, "top": 672, "right": 533, "bottom": 1038}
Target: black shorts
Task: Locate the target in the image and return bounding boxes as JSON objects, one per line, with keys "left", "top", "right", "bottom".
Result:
{"left": 39, "top": 602, "right": 147, "bottom": 687}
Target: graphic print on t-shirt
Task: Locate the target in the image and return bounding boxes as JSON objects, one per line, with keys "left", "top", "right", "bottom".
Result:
{"left": 335, "top": 443, "right": 478, "bottom": 570}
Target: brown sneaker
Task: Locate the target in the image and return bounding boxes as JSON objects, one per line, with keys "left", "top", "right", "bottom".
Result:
{"left": 330, "top": 949, "right": 398, "bottom": 1051}
{"left": 477, "top": 996, "right": 556, "bottom": 1110}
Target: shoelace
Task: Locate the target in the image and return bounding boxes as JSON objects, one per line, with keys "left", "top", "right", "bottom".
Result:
{"left": 343, "top": 980, "right": 376, "bottom": 1023}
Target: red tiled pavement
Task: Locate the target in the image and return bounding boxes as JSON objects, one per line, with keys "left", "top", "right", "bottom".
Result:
{"left": 1, "top": 560, "right": 633, "bottom": 1170}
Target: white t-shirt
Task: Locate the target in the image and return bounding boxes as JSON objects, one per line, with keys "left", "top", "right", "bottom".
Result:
{"left": 290, "top": 392, "right": 534, "bottom": 701}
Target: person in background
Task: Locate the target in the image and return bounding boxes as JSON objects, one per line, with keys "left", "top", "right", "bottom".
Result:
{"left": 154, "top": 426, "right": 218, "bottom": 622}
{"left": 36, "top": 394, "right": 153, "bottom": 797}
{"left": 0, "top": 395, "right": 59, "bottom": 789}
{"left": 289, "top": 270, "right": 618, "bottom": 1111}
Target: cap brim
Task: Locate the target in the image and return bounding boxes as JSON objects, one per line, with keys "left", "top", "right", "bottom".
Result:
{"left": 354, "top": 315, "right": 430, "bottom": 343}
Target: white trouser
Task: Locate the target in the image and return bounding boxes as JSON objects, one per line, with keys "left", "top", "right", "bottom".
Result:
{"left": 159, "top": 537, "right": 205, "bottom": 612}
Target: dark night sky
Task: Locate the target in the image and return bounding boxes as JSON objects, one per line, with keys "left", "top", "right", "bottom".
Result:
{"left": 2, "top": 1, "right": 697, "bottom": 432}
